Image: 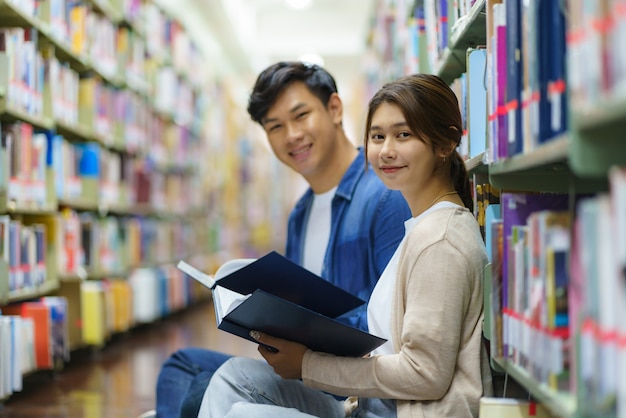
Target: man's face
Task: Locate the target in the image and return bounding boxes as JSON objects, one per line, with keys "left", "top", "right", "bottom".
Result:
{"left": 261, "top": 82, "right": 341, "bottom": 178}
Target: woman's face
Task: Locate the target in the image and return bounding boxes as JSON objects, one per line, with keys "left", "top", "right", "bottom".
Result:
{"left": 366, "top": 102, "right": 439, "bottom": 197}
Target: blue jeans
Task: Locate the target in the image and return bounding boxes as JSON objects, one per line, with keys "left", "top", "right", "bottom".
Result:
{"left": 155, "top": 348, "right": 232, "bottom": 418}
{"left": 199, "top": 357, "right": 396, "bottom": 418}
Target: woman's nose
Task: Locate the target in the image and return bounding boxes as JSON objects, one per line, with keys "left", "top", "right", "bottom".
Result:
{"left": 380, "top": 139, "right": 396, "bottom": 158}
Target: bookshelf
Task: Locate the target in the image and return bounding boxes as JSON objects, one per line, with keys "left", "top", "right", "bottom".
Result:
{"left": 0, "top": 0, "right": 228, "bottom": 402}
{"left": 492, "top": 358, "right": 578, "bottom": 418}
{"left": 0, "top": 0, "right": 299, "bottom": 402}
{"left": 436, "top": 0, "right": 487, "bottom": 84}
{"left": 569, "top": 97, "right": 626, "bottom": 177}
{"left": 488, "top": 136, "right": 608, "bottom": 194}
{"left": 365, "top": 1, "right": 626, "bottom": 417}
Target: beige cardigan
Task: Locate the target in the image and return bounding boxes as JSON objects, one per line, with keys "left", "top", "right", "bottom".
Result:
{"left": 302, "top": 207, "right": 493, "bottom": 417}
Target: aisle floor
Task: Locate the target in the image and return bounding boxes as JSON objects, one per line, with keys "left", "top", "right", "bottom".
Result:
{"left": 0, "top": 298, "right": 261, "bottom": 418}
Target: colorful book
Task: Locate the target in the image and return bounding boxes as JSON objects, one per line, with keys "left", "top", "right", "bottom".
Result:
{"left": 467, "top": 47, "right": 488, "bottom": 158}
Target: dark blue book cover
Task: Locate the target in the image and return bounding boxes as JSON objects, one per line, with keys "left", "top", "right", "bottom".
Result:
{"left": 536, "top": 0, "right": 551, "bottom": 144}
{"left": 537, "top": 0, "right": 567, "bottom": 143}
{"left": 223, "top": 290, "right": 386, "bottom": 357}
{"left": 546, "top": 0, "right": 568, "bottom": 140}
{"left": 179, "top": 251, "right": 385, "bottom": 357}
{"left": 505, "top": 0, "right": 523, "bottom": 156}
{"left": 216, "top": 251, "right": 364, "bottom": 318}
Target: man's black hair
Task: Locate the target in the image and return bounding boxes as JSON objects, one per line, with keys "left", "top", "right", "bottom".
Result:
{"left": 247, "top": 61, "right": 338, "bottom": 124}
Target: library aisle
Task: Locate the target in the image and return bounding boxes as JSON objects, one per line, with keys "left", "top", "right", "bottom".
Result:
{"left": 0, "top": 299, "right": 260, "bottom": 418}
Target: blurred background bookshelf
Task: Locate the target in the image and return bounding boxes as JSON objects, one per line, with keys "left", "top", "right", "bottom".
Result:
{"left": 0, "top": 0, "right": 298, "bottom": 404}
{"left": 1, "top": 0, "right": 626, "bottom": 417}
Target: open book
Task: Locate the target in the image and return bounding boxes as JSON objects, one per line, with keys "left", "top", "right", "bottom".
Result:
{"left": 177, "top": 251, "right": 386, "bottom": 357}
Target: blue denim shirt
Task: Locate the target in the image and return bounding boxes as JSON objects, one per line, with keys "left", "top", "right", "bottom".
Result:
{"left": 284, "top": 148, "right": 411, "bottom": 331}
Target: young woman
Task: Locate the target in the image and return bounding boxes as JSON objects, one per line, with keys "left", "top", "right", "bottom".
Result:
{"left": 198, "top": 74, "right": 493, "bottom": 418}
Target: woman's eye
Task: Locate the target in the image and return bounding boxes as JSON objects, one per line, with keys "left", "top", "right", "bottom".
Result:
{"left": 398, "top": 131, "right": 411, "bottom": 139}
{"left": 369, "top": 134, "right": 384, "bottom": 142}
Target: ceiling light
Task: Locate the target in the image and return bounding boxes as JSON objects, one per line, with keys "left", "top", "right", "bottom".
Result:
{"left": 298, "top": 53, "right": 324, "bottom": 67}
{"left": 285, "top": 0, "right": 313, "bottom": 10}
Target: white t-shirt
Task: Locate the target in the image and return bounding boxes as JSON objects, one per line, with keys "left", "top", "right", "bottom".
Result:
{"left": 302, "top": 187, "right": 336, "bottom": 276}
{"left": 368, "top": 201, "right": 462, "bottom": 355}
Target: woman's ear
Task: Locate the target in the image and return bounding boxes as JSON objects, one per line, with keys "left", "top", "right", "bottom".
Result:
{"left": 449, "top": 125, "right": 462, "bottom": 146}
{"left": 436, "top": 147, "right": 455, "bottom": 161}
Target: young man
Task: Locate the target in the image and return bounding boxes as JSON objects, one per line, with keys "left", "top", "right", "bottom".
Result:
{"left": 152, "top": 62, "right": 411, "bottom": 418}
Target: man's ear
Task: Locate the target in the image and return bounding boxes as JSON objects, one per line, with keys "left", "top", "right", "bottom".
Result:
{"left": 327, "top": 92, "right": 343, "bottom": 124}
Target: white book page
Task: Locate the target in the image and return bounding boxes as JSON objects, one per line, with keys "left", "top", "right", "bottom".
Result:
{"left": 177, "top": 258, "right": 258, "bottom": 325}
{"left": 177, "top": 258, "right": 257, "bottom": 289}
{"left": 212, "top": 286, "right": 251, "bottom": 325}
{"left": 214, "top": 258, "right": 257, "bottom": 280}
{"left": 177, "top": 260, "right": 216, "bottom": 288}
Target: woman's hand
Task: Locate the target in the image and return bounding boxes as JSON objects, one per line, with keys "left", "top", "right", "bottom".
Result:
{"left": 250, "top": 330, "right": 308, "bottom": 380}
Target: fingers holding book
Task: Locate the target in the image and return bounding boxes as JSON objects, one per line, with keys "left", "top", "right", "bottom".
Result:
{"left": 250, "top": 330, "right": 308, "bottom": 379}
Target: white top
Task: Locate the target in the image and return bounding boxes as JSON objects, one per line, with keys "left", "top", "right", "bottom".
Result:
{"left": 302, "top": 187, "right": 336, "bottom": 276}
{"left": 368, "top": 201, "right": 462, "bottom": 355}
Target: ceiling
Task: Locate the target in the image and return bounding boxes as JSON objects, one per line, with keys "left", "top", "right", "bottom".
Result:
{"left": 157, "top": 0, "right": 377, "bottom": 96}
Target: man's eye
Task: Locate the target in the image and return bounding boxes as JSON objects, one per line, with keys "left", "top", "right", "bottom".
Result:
{"left": 295, "top": 112, "right": 308, "bottom": 119}
{"left": 268, "top": 124, "right": 282, "bottom": 132}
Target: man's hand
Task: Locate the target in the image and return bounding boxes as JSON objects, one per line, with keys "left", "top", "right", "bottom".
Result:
{"left": 250, "top": 330, "right": 308, "bottom": 379}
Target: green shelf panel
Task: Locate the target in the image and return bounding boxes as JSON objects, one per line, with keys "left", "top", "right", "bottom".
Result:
{"left": 5, "top": 202, "right": 57, "bottom": 215}
{"left": 7, "top": 278, "right": 58, "bottom": 303}
{"left": 7, "top": 287, "right": 39, "bottom": 303}
{"left": 85, "top": 270, "right": 128, "bottom": 280}
{"left": 437, "top": 0, "right": 487, "bottom": 84}
{"left": 38, "top": 278, "right": 59, "bottom": 295}
{"left": 58, "top": 273, "right": 86, "bottom": 282}
{"left": 89, "top": 0, "right": 124, "bottom": 24}
{"left": 487, "top": 136, "right": 608, "bottom": 193}
{"left": 493, "top": 358, "right": 578, "bottom": 418}
{"left": 58, "top": 198, "right": 99, "bottom": 212}
{"left": 0, "top": 101, "right": 54, "bottom": 131}
{"left": 569, "top": 98, "right": 626, "bottom": 177}
{"left": 55, "top": 121, "right": 99, "bottom": 143}
{"left": 0, "top": 0, "right": 39, "bottom": 28}
{"left": 465, "top": 151, "right": 489, "bottom": 175}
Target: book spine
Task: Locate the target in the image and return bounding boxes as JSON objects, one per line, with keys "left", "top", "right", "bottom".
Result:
{"left": 493, "top": 3, "right": 508, "bottom": 160}
{"left": 505, "top": 0, "right": 523, "bottom": 156}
